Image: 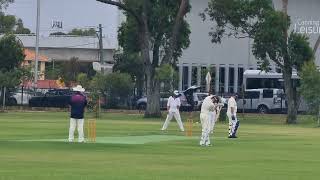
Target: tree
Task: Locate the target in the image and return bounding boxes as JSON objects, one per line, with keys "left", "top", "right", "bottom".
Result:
{"left": 155, "top": 64, "right": 179, "bottom": 93}
{"left": 105, "top": 72, "right": 133, "bottom": 101}
{"left": 314, "top": 35, "right": 320, "bottom": 55}
{"left": 49, "top": 32, "right": 67, "bottom": 36}
{"left": 299, "top": 61, "right": 320, "bottom": 127}
{"left": 61, "top": 57, "right": 81, "bottom": 85}
{"left": 68, "top": 28, "right": 96, "bottom": 36}
{"left": 0, "top": 34, "right": 25, "bottom": 104}
{"left": 97, "top": 0, "right": 191, "bottom": 117}
{"left": 0, "top": 34, "right": 25, "bottom": 72}
{"left": 0, "top": 12, "right": 16, "bottom": 33}
{"left": 0, "top": 0, "right": 14, "bottom": 10}
{"left": 90, "top": 72, "right": 133, "bottom": 108}
{"left": 201, "top": 0, "right": 314, "bottom": 124}
{"left": 15, "top": 18, "right": 31, "bottom": 34}
{"left": 113, "top": 52, "right": 144, "bottom": 97}
{"left": 76, "top": 73, "right": 90, "bottom": 90}
{"left": 0, "top": 12, "right": 31, "bottom": 34}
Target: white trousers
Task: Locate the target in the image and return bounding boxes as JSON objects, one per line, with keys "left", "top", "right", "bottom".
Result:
{"left": 227, "top": 113, "right": 239, "bottom": 136}
{"left": 162, "top": 111, "right": 184, "bottom": 131}
{"left": 200, "top": 113, "right": 211, "bottom": 146}
{"left": 209, "top": 111, "right": 217, "bottom": 134}
{"left": 68, "top": 118, "right": 84, "bottom": 142}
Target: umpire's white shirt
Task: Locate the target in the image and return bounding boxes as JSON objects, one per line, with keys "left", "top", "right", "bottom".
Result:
{"left": 167, "top": 96, "right": 181, "bottom": 112}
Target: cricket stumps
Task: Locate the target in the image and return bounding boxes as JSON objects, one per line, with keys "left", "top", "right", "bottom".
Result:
{"left": 87, "top": 119, "right": 96, "bottom": 142}
{"left": 186, "top": 118, "right": 193, "bottom": 137}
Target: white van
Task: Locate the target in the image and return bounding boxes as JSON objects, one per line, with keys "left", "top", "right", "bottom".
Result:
{"left": 237, "top": 89, "right": 286, "bottom": 113}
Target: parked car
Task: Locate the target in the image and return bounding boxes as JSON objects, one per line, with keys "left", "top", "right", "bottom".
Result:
{"left": 11, "top": 89, "right": 43, "bottom": 105}
{"left": 136, "top": 86, "right": 206, "bottom": 111}
{"left": 236, "top": 89, "right": 286, "bottom": 114}
{"left": 29, "top": 89, "right": 75, "bottom": 108}
{"left": 136, "top": 92, "right": 170, "bottom": 110}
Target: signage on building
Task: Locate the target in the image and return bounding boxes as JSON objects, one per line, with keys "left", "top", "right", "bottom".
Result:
{"left": 51, "top": 20, "right": 63, "bottom": 29}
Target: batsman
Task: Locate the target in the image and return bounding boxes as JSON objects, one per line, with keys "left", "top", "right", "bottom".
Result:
{"left": 199, "top": 95, "right": 219, "bottom": 146}
{"left": 227, "top": 93, "right": 240, "bottom": 138}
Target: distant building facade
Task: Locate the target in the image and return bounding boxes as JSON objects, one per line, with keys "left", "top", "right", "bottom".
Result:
{"left": 178, "top": 0, "right": 320, "bottom": 93}
{"left": 18, "top": 34, "right": 116, "bottom": 63}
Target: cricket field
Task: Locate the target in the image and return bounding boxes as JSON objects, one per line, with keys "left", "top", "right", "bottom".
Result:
{"left": 0, "top": 112, "right": 319, "bottom": 180}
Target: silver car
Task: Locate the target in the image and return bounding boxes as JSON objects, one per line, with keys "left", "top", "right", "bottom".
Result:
{"left": 136, "top": 86, "right": 206, "bottom": 111}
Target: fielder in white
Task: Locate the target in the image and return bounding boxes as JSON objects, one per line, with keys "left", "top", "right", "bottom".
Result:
{"left": 227, "top": 94, "right": 240, "bottom": 138}
{"left": 161, "top": 90, "right": 184, "bottom": 132}
{"left": 200, "top": 95, "right": 219, "bottom": 146}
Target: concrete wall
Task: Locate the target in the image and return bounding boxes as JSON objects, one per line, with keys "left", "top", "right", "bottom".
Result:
{"left": 33, "top": 48, "right": 114, "bottom": 62}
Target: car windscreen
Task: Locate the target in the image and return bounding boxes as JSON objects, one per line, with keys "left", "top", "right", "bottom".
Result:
{"left": 197, "top": 94, "right": 207, "bottom": 101}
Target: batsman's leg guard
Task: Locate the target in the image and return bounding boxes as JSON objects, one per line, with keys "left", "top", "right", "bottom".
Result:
{"left": 199, "top": 114, "right": 207, "bottom": 145}
{"left": 232, "top": 120, "right": 240, "bottom": 137}
{"left": 228, "top": 122, "right": 233, "bottom": 136}
{"left": 210, "top": 112, "right": 216, "bottom": 134}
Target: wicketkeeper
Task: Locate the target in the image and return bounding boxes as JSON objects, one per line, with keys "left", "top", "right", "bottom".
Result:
{"left": 161, "top": 90, "right": 184, "bottom": 132}
{"left": 200, "top": 95, "right": 219, "bottom": 146}
{"left": 227, "top": 94, "right": 239, "bottom": 138}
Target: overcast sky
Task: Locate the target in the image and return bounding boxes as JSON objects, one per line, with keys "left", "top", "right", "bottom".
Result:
{"left": 5, "top": 0, "right": 120, "bottom": 43}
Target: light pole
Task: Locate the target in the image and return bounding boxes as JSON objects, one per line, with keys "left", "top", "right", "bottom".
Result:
{"left": 34, "top": 0, "right": 40, "bottom": 89}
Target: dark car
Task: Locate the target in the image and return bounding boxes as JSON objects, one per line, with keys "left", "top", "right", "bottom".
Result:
{"left": 29, "top": 89, "right": 75, "bottom": 108}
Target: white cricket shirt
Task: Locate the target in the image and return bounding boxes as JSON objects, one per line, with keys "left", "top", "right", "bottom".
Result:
{"left": 227, "top": 96, "right": 237, "bottom": 115}
{"left": 167, "top": 96, "right": 181, "bottom": 112}
{"left": 201, "top": 95, "right": 216, "bottom": 114}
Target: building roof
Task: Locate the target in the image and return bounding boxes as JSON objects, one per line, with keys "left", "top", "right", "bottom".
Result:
{"left": 24, "top": 49, "right": 49, "bottom": 62}
{"left": 17, "top": 34, "right": 117, "bottom": 50}
{"left": 243, "top": 70, "right": 299, "bottom": 79}
{"left": 22, "top": 80, "right": 65, "bottom": 89}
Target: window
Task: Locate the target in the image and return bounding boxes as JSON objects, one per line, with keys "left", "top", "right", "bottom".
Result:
{"left": 229, "top": 67, "right": 235, "bottom": 93}
{"left": 210, "top": 66, "right": 216, "bottom": 93}
{"left": 246, "top": 78, "right": 282, "bottom": 89}
{"left": 191, "top": 66, "right": 198, "bottom": 86}
{"left": 182, "top": 66, "right": 189, "bottom": 90}
{"left": 263, "top": 89, "right": 274, "bottom": 98}
{"left": 238, "top": 67, "right": 244, "bottom": 92}
{"left": 219, "top": 67, "right": 225, "bottom": 93}
{"left": 244, "top": 91, "right": 260, "bottom": 99}
{"left": 197, "top": 94, "right": 207, "bottom": 101}
{"left": 201, "top": 67, "right": 207, "bottom": 92}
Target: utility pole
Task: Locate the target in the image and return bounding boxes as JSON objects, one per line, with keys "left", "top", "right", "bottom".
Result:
{"left": 96, "top": 24, "right": 104, "bottom": 74}
{"left": 34, "top": 0, "right": 41, "bottom": 89}
{"left": 98, "top": 24, "right": 104, "bottom": 73}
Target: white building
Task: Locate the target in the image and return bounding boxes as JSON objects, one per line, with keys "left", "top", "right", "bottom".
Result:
{"left": 178, "top": 0, "right": 320, "bottom": 93}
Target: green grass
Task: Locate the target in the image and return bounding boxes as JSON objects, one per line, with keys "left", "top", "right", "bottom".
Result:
{"left": 0, "top": 111, "right": 320, "bottom": 180}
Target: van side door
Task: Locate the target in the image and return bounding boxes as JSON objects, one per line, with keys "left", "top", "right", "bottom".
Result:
{"left": 261, "top": 89, "right": 274, "bottom": 109}
{"left": 245, "top": 91, "right": 260, "bottom": 111}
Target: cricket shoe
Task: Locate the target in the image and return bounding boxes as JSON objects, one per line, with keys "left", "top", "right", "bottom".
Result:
{"left": 228, "top": 135, "right": 238, "bottom": 138}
